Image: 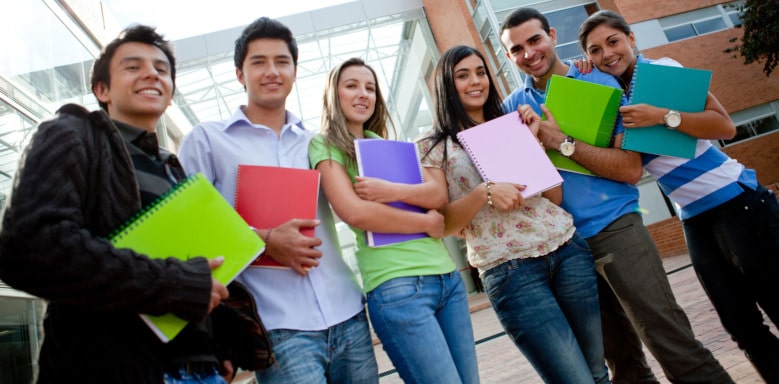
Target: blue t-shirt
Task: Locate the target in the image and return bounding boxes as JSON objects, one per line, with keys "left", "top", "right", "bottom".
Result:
{"left": 502, "top": 64, "right": 640, "bottom": 238}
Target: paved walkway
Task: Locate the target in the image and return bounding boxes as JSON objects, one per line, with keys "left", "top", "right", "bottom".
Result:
{"left": 374, "top": 254, "right": 773, "bottom": 383}
{"left": 235, "top": 254, "right": 773, "bottom": 383}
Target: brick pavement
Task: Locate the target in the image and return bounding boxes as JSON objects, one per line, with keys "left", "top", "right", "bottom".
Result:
{"left": 374, "top": 254, "right": 773, "bottom": 383}
{"left": 234, "top": 254, "right": 773, "bottom": 383}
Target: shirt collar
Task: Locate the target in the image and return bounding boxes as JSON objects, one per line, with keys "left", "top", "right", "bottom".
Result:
{"left": 223, "top": 106, "right": 306, "bottom": 134}
{"left": 113, "top": 120, "right": 160, "bottom": 158}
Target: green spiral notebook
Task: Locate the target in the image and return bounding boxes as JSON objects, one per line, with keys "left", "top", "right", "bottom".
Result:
{"left": 110, "top": 173, "right": 265, "bottom": 343}
{"left": 543, "top": 75, "right": 623, "bottom": 176}
{"left": 623, "top": 62, "right": 710, "bottom": 159}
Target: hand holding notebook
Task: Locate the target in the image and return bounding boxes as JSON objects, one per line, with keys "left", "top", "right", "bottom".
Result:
{"left": 622, "top": 62, "right": 710, "bottom": 158}
{"left": 456, "top": 112, "right": 563, "bottom": 198}
{"left": 354, "top": 139, "right": 429, "bottom": 247}
{"left": 109, "top": 173, "right": 265, "bottom": 342}
{"left": 234, "top": 165, "right": 320, "bottom": 269}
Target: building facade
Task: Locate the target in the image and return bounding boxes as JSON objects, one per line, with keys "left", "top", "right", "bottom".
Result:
{"left": 1, "top": 0, "right": 777, "bottom": 381}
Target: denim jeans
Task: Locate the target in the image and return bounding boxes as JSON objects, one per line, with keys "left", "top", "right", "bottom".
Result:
{"left": 481, "top": 232, "right": 609, "bottom": 384}
{"left": 164, "top": 366, "right": 226, "bottom": 384}
{"left": 367, "top": 271, "right": 479, "bottom": 384}
{"left": 589, "top": 213, "right": 733, "bottom": 384}
{"left": 254, "top": 309, "right": 378, "bottom": 384}
{"left": 683, "top": 184, "right": 779, "bottom": 383}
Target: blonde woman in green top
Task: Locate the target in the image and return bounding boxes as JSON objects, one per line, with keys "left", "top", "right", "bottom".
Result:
{"left": 309, "top": 58, "right": 479, "bottom": 384}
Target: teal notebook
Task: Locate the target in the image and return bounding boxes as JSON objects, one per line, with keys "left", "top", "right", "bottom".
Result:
{"left": 110, "top": 173, "right": 265, "bottom": 342}
{"left": 543, "top": 75, "right": 622, "bottom": 176}
{"left": 623, "top": 63, "right": 711, "bottom": 159}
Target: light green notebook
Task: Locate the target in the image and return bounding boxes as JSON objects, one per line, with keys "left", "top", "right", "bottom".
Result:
{"left": 543, "top": 75, "right": 623, "bottom": 176}
{"left": 110, "top": 173, "right": 265, "bottom": 343}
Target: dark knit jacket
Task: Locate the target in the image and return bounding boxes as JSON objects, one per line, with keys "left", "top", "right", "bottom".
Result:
{"left": 0, "top": 104, "right": 213, "bottom": 383}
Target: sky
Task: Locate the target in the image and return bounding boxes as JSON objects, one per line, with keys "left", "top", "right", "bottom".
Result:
{"left": 101, "top": 0, "right": 352, "bottom": 40}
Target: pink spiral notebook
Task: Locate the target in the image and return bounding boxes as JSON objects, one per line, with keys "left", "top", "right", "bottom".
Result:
{"left": 456, "top": 112, "right": 563, "bottom": 198}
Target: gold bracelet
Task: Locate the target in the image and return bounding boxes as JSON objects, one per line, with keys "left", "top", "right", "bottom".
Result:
{"left": 485, "top": 181, "right": 494, "bottom": 208}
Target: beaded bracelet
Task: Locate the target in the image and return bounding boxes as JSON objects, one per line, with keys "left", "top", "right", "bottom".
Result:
{"left": 485, "top": 181, "right": 494, "bottom": 208}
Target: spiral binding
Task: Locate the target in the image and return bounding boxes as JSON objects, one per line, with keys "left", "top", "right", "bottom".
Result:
{"left": 234, "top": 166, "right": 244, "bottom": 208}
{"left": 108, "top": 174, "right": 200, "bottom": 241}
{"left": 622, "top": 62, "right": 641, "bottom": 147}
{"left": 457, "top": 137, "right": 489, "bottom": 183}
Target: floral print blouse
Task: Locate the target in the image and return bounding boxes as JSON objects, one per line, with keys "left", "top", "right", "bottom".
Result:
{"left": 418, "top": 136, "right": 576, "bottom": 274}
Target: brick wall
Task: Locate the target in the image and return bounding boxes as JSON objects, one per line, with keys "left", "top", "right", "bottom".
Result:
{"left": 646, "top": 217, "right": 687, "bottom": 258}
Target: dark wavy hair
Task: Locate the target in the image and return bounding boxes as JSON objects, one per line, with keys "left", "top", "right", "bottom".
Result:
{"left": 90, "top": 25, "right": 176, "bottom": 111}
{"left": 422, "top": 45, "right": 503, "bottom": 161}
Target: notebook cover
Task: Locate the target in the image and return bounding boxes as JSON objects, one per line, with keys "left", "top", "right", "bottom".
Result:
{"left": 109, "top": 173, "right": 265, "bottom": 343}
{"left": 456, "top": 111, "right": 563, "bottom": 198}
{"left": 623, "top": 62, "right": 710, "bottom": 159}
{"left": 543, "top": 75, "right": 623, "bottom": 175}
{"left": 235, "top": 165, "right": 320, "bottom": 267}
{"left": 354, "top": 139, "right": 428, "bottom": 247}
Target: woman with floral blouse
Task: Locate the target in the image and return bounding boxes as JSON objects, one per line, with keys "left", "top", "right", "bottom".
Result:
{"left": 418, "top": 45, "right": 610, "bottom": 384}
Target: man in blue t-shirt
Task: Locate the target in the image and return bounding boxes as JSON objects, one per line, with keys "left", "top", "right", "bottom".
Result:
{"left": 497, "top": 8, "right": 734, "bottom": 384}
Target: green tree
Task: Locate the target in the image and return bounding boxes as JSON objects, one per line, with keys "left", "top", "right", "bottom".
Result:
{"left": 724, "top": 0, "right": 779, "bottom": 77}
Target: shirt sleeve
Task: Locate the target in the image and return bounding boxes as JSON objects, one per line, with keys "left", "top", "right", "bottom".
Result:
{"left": 308, "top": 135, "right": 347, "bottom": 169}
{"left": 179, "top": 124, "right": 215, "bottom": 179}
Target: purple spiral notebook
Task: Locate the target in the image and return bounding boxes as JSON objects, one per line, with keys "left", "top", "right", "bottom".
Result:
{"left": 354, "top": 139, "right": 429, "bottom": 247}
{"left": 456, "top": 112, "right": 563, "bottom": 198}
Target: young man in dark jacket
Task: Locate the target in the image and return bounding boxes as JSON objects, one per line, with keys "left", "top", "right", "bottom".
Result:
{"left": 0, "top": 25, "right": 230, "bottom": 383}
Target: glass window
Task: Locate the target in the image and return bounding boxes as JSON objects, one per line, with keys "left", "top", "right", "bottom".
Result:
{"left": 665, "top": 24, "right": 697, "bottom": 42}
{"left": 693, "top": 18, "right": 727, "bottom": 35}
{"left": 1, "top": 2, "right": 97, "bottom": 113}
{"left": 0, "top": 99, "right": 37, "bottom": 207}
{"left": 721, "top": 115, "right": 779, "bottom": 146}
{"left": 728, "top": 12, "right": 742, "bottom": 27}
{"left": 0, "top": 295, "right": 45, "bottom": 384}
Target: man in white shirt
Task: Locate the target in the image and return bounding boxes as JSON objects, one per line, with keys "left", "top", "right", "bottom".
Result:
{"left": 179, "top": 17, "right": 378, "bottom": 383}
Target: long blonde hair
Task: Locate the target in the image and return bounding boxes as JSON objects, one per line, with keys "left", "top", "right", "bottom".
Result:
{"left": 320, "top": 58, "right": 394, "bottom": 166}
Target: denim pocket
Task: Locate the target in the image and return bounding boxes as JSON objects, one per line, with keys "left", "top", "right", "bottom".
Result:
{"left": 482, "top": 263, "right": 510, "bottom": 303}
{"left": 370, "top": 276, "right": 421, "bottom": 308}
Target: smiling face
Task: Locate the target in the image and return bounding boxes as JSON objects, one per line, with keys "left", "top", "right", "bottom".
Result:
{"left": 501, "top": 18, "right": 559, "bottom": 81}
{"left": 337, "top": 65, "right": 377, "bottom": 135}
{"left": 584, "top": 24, "right": 637, "bottom": 82}
{"left": 453, "top": 54, "right": 490, "bottom": 122}
{"left": 93, "top": 42, "right": 173, "bottom": 131}
{"left": 237, "top": 38, "right": 297, "bottom": 114}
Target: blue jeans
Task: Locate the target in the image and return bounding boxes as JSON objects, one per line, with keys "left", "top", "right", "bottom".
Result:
{"left": 481, "top": 232, "right": 609, "bottom": 384}
{"left": 684, "top": 184, "right": 779, "bottom": 383}
{"left": 164, "top": 365, "right": 226, "bottom": 384}
{"left": 589, "top": 213, "right": 733, "bottom": 384}
{"left": 367, "top": 271, "right": 479, "bottom": 384}
{"left": 254, "top": 309, "right": 378, "bottom": 384}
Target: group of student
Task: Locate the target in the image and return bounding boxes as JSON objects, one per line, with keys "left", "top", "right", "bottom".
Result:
{"left": 0, "top": 5, "right": 776, "bottom": 384}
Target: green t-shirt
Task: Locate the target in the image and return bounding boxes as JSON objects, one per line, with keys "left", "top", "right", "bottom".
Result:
{"left": 308, "top": 132, "right": 455, "bottom": 293}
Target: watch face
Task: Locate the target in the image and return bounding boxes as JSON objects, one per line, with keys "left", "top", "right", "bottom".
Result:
{"left": 560, "top": 141, "right": 575, "bottom": 157}
{"left": 665, "top": 112, "right": 681, "bottom": 128}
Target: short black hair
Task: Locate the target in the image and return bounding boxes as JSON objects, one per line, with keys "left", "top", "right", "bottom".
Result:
{"left": 500, "top": 8, "right": 550, "bottom": 37}
{"left": 90, "top": 25, "right": 176, "bottom": 111}
{"left": 234, "top": 17, "right": 298, "bottom": 69}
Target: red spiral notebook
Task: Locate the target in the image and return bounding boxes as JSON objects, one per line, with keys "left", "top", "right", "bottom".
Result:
{"left": 234, "top": 165, "right": 320, "bottom": 268}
